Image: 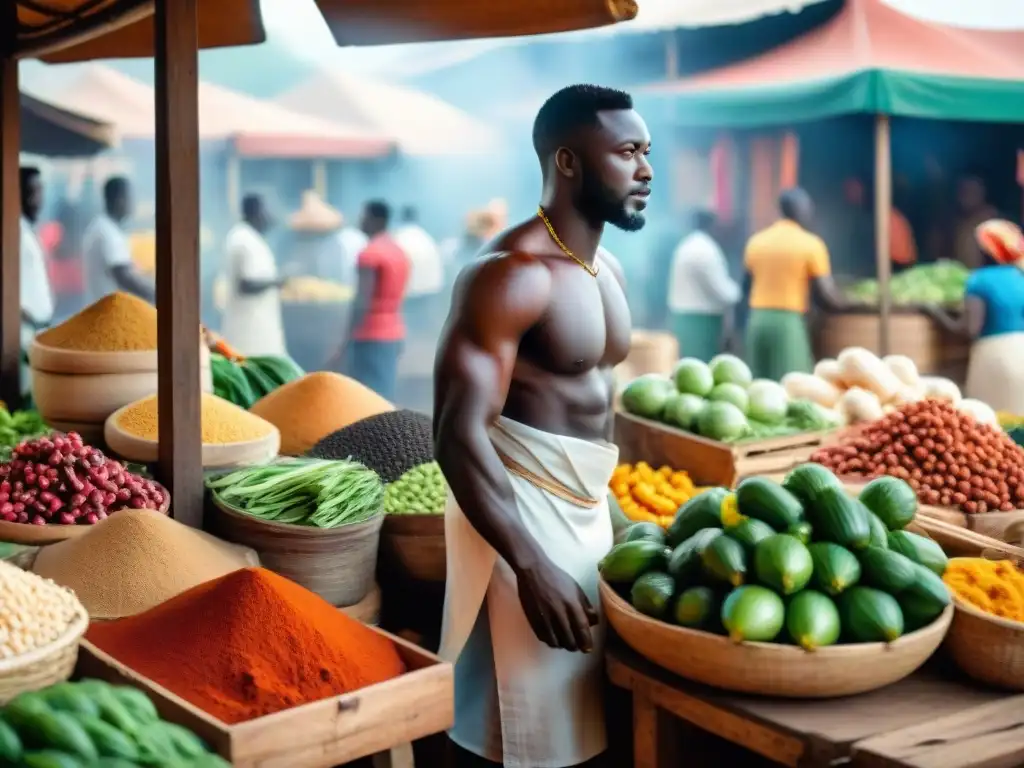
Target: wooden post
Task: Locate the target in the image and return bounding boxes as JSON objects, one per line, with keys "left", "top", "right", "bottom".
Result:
{"left": 312, "top": 160, "right": 328, "bottom": 199}
{"left": 874, "top": 114, "right": 892, "bottom": 356}
{"left": 154, "top": 0, "right": 203, "bottom": 527}
{"left": 0, "top": 5, "right": 21, "bottom": 411}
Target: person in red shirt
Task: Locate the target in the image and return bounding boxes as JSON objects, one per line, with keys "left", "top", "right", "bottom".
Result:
{"left": 331, "top": 200, "right": 410, "bottom": 400}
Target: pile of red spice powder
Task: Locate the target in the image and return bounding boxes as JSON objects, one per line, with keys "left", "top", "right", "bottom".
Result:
{"left": 85, "top": 567, "right": 405, "bottom": 724}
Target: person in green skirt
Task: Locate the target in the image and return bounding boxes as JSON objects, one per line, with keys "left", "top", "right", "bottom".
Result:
{"left": 666, "top": 209, "right": 741, "bottom": 361}
{"left": 742, "top": 188, "right": 849, "bottom": 380}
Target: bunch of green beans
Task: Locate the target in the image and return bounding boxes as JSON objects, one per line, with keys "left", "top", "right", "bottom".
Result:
{"left": 206, "top": 457, "right": 383, "bottom": 528}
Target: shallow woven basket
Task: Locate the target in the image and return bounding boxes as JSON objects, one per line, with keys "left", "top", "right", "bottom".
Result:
{"left": 0, "top": 609, "right": 88, "bottom": 704}
{"left": 945, "top": 596, "right": 1024, "bottom": 691}
{"left": 600, "top": 578, "right": 953, "bottom": 698}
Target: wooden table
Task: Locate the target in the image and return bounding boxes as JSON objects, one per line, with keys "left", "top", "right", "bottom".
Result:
{"left": 850, "top": 695, "right": 1024, "bottom": 768}
{"left": 608, "top": 642, "right": 1005, "bottom": 768}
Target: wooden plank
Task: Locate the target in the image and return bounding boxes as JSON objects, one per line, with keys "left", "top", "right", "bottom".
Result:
{"left": 77, "top": 628, "right": 453, "bottom": 767}
{"left": 0, "top": 17, "right": 20, "bottom": 411}
{"left": 851, "top": 696, "right": 1024, "bottom": 768}
{"left": 631, "top": 682, "right": 680, "bottom": 768}
{"left": 154, "top": 0, "right": 203, "bottom": 527}
{"left": 607, "top": 643, "right": 1004, "bottom": 758}
{"left": 609, "top": 650, "right": 805, "bottom": 767}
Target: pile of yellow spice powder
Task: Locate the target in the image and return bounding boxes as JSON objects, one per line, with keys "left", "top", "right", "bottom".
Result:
{"left": 37, "top": 292, "right": 159, "bottom": 352}
{"left": 116, "top": 392, "right": 275, "bottom": 443}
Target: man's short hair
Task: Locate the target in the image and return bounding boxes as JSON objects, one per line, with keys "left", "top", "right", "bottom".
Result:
{"left": 365, "top": 200, "right": 391, "bottom": 227}
{"left": 532, "top": 84, "right": 633, "bottom": 164}
{"left": 779, "top": 187, "right": 811, "bottom": 220}
{"left": 104, "top": 176, "right": 129, "bottom": 208}
{"left": 20, "top": 166, "right": 40, "bottom": 188}
{"left": 242, "top": 194, "right": 263, "bottom": 220}
{"left": 692, "top": 208, "right": 717, "bottom": 232}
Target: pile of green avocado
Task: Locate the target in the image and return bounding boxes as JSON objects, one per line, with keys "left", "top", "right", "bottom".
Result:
{"left": 0, "top": 679, "right": 229, "bottom": 768}
{"left": 600, "top": 464, "right": 952, "bottom": 649}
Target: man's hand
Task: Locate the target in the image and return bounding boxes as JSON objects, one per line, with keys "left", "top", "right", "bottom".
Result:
{"left": 514, "top": 557, "right": 598, "bottom": 653}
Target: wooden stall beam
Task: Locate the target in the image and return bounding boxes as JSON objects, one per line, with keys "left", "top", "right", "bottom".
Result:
{"left": 154, "top": 0, "right": 203, "bottom": 527}
{"left": 12, "top": 0, "right": 153, "bottom": 61}
{"left": 874, "top": 114, "right": 892, "bottom": 356}
{"left": 0, "top": 5, "right": 21, "bottom": 411}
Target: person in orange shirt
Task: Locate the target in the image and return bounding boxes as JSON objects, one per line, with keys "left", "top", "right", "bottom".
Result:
{"left": 743, "top": 188, "right": 850, "bottom": 380}
{"left": 843, "top": 177, "right": 917, "bottom": 267}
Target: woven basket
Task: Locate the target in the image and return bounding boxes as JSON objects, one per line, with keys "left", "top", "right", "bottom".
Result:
{"left": 600, "top": 578, "right": 952, "bottom": 698}
{"left": 0, "top": 610, "right": 88, "bottom": 704}
{"left": 945, "top": 596, "right": 1024, "bottom": 691}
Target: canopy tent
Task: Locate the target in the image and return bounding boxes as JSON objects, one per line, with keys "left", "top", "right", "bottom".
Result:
{"left": 21, "top": 91, "right": 115, "bottom": 156}
{"left": 14, "top": 0, "right": 635, "bottom": 61}
{"left": 643, "top": 0, "right": 1024, "bottom": 126}
{"left": 276, "top": 70, "right": 497, "bottom": 155}
{"left": 1, "top": 0, "right": 637, "bottom": 530}
{"left": 48, "top": 65, "right": 392, "bottom": 158}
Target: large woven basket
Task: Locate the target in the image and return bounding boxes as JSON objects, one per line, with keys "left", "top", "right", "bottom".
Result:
{"left": 944, "top": 596, "right": 1024, "bottom": 691}
{"left": 379, "top": 514, "right": 446, "bottom": 583}
{"left": 600, "top": 578, "right": 953, "bottom": 698}
{"left": 0, "top": 610, "right": 88, "bottom": 704}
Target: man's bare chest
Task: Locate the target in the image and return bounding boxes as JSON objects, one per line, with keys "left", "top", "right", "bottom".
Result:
{"left": 521, "top": 270, "right": 632, "bottom": 376}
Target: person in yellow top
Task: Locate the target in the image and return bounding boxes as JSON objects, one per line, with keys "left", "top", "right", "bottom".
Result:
{"left": 743, "top": 188, "right": 850, "bottom": 380}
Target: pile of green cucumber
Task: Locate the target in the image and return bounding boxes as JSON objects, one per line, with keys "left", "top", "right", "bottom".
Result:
{"left": 601, "top": 464, "right": 951, "bottom": 650}
{"left": 0, "top": 679, "right": 228, "bottom": 767}
{"left": 210, "top": 354, "right": 304, "bottom": 409}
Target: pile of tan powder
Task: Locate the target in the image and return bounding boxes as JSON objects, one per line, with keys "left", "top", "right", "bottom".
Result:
{"left": 32, "top": 509, "right": 259, "bottom": 619}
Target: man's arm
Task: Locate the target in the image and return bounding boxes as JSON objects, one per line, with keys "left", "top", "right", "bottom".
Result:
{"left": 435, "top": 254, "right": 598, "bottom": 652}
{"left": 109, "top": 264, "right": 156, "bottom": 302}
{"left": 348, "top": 266, "right": 377, "bottom": 335}
{"left": 237, "top": 275, "right": 286, "bottom": 295}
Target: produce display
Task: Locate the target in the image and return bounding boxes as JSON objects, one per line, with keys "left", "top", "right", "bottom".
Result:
{"left": 35, "top": 293, "right": 159, "bottom": 353}
{"left": 0, "top": 407, "right": 48, "bottom": 461}
{"left": 0, "top": 560, "right": 84, "bottom": 660}
{"left": 113, "top": 393, "right": 275, "bottom": 445}
{"left": 280, "top": 275, "right": 355, "bottom": 303}
{"left": 0, "top": 433, "right": 166, "bottom": 526}
{"left": 610, "top": 462, "right": 703, "bottom": 527}
{"left": 786, "top": 347, "right": 993, "bottom": 426}
{"left": 384, "top": 462, "right": 448, "bottom": 515}
{"left": 0, "top": 679, "right": 229, "bottom": 766}
{"left": 943, "top": 558, "right": 1024, "bottom": 623}
{"left": 621, "top": 354, "right": 840, "bottom": 443}
{"left": 209, "top": 353, "right": 305, "bottom": 410}
{"left": 32, "top": 510, "right": 257, "bottom": 620}
{"left": 250, "top": 372, "right": 394, "bottom": 456}
{"left": 812, "top": 399, "right": 1024, "bottom": 514}
{"left": 846, "top": 260, "right": 969, "bottom": 307}
{"left": 309, "top": 409, "right": 434, "bottom": 484}
{"left": 600, "top": 465, "right": 951, "bottom": 648}
{"left": 206, "top": 457, "right": 384, "bottom": 527}
{"left": 86, "top": 568, "right": 405, "bottom": 724}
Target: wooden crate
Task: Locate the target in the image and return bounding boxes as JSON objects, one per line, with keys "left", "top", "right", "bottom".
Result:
{"left": 75, "top": 630, "right": 453, "bottom": 768}
{"left": 615, "top": 411, "right": 831, "bottom": 488}
{"left": 814, "top": 309, "right": 969, "bottom": 382}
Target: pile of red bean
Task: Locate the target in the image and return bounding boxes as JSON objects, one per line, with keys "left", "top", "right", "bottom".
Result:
{"left": 0, "top": 432, "right": 165, "bottom": 526}
{"left": 811, "top": 399, "right": 1024, "bottom": 514}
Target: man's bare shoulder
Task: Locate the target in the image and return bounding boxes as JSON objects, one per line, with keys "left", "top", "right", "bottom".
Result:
{"left": 451, "top": 249, "right": 554, "bottom": 327}
{"left": 597, "top": 246, "right": 626, "bottom": 288}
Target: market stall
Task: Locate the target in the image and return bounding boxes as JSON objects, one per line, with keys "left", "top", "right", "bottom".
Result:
{"left": 0, "top": 2, "right": 641, "bottom": 766}
{"left": 643, "top": 0, "right": 1024, "bottom": 361}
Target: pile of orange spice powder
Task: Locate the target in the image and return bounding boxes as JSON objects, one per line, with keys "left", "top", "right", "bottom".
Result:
{"left": 86, "top": 568, "right": 405, "bottom": 724}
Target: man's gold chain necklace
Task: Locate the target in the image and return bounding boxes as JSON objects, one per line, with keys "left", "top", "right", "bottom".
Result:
{"left": 537, "top": 206, "right": 599, "bottom": 277}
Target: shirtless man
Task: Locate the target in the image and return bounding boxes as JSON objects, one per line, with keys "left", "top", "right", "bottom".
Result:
{"left": 433, "top": 85, "right": 652, "bottom": 768}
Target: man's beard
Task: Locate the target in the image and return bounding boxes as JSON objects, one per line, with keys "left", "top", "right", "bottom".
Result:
{"left": 575, "top": 175, "right": 646, "bottom": 233}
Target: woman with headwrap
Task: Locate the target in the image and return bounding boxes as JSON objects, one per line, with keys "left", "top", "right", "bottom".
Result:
{"left": 940, "top": 220, "right": 1024, "bottom": 412}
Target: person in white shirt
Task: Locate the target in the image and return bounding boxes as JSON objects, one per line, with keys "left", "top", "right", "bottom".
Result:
{"left": 82, "top": 177, "right": 154, "bottom": 304}
{"left": 220, "top": 194, "right": 288, "bottom": 357}
{"left": 19, "top": 167, "right": 55, "bottom": 394}
{"left": 667, "top": 209, "right": 742, "bottom": 362}
{"left": 393, "top": 205, "right": 443, "bottom": 339}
